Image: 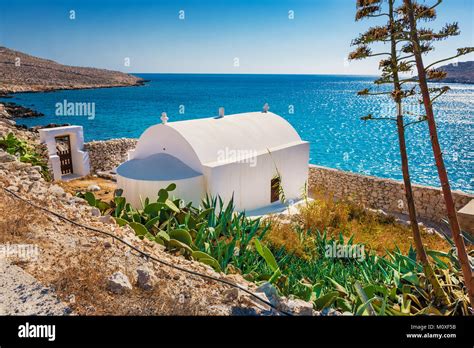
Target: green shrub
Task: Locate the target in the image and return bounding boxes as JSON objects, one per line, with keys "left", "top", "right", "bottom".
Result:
{"left": 0, "top": 132, "right": 50, "bottom": 180}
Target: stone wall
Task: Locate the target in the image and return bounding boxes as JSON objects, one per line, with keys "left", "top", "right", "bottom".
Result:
{"left": 308, "top": 164, "right": 473, "bottom": 223}
{"left": 84, "top": 138, "right": 137, "bottom": 173}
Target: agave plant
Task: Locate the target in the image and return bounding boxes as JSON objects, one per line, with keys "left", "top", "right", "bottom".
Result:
{"left": 79, "top": 185, "right": 472, "bottom": 315}
{"left": 78, "top": 185, "right": 270, "bottom": 273}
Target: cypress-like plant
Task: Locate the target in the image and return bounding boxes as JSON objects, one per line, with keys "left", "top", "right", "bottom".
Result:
{"left": 349, "top": 0, "right": 450, "bottom": 305}
{"left": 399, "top": 0, "right": 474, "bottom": 306}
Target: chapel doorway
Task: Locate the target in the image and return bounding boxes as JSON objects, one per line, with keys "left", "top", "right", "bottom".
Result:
{"left": 271, "top": 176, "right": 281, "bottom": 203}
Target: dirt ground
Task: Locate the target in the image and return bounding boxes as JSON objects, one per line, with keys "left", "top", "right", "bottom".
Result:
{"left": 57, "top": 176, "right": 117, "bottom": 202}
{"left": 0, "top": 186, "right": 265, "bottom": 316}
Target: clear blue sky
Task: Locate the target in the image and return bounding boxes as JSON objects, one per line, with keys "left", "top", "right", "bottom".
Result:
{"left": 1, "top": 0, "right": 473, "bottom": 75}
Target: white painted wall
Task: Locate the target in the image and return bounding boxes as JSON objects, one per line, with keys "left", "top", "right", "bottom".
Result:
{"left": 116, "top": 174, "right": 205, "bottom": 208}
{"left": 203, "top": 142, "right": 309, "bottom": 211}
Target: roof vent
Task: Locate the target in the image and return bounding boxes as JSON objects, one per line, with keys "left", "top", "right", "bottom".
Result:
{"left": 263, "top": 103, "right": 269, "bottom": 113}
{"left": 217, "top": 107, "right": 225, "bottom": 118}
{"left": 161, "top": 112, "right": 169, "bottom": 124}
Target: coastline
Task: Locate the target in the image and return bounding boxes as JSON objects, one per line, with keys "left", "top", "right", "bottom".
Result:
{"left": 0, "top": 79, "right": 147, "bottom": 119}
{"left": 0, "top": 79, "right": 146, "bottom": 96}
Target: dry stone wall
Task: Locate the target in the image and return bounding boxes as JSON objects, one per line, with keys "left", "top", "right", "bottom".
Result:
{"left": 308, "top": 164, "right": 473, "bottom": 223}
{"left": 84, "top": 138, "right": 137, "bottom": 173}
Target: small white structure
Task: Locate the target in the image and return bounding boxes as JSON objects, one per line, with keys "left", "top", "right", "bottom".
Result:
{"left": 116, "top": 111, "right": 309, "bottom": 212}
{"left": 39, "top": 126, "right": 90, "bottom": 181}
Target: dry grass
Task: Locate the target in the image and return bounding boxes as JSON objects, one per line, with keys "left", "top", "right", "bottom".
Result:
{"left": 264, "top": 221, "right": 311, "bottom": 259}
{"left": 49, "top": 247, "right": 216, "bottom": 316}
{"left": 57, "top": 176, "right": 117, "bottom": 202}
{"left": 0, "top": 190, "right": 44, "bottom": 244}
{"left": 266, "top": 190, "right": 453, "bottom": 256}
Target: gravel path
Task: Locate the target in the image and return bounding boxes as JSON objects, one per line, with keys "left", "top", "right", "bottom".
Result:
{"left": 0, "top": 259, "right": 71, "bottom": 315}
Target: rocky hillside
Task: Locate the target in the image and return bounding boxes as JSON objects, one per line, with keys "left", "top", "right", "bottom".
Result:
{"left": 0, "top": 47, "right": 144, "bottom": 94}
{"left": 439, "top": 61, "right": 474, "bottom": 84}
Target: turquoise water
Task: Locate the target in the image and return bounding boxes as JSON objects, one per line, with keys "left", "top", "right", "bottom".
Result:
{"left": 2, "top": 74, "right": 473, "bottom": 192}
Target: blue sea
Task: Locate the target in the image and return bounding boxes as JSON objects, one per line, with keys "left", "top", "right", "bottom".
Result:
{"left": 2, "top": 74, "right": 473, "bottom": 192}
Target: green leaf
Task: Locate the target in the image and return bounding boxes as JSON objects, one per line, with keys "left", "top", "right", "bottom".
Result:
{"left": 96, "top": 201, "right": 110, "bottom": 213}
{"left": 83, "top": 191, "right": 96, "bottom": 206}
{"left": 114, "top": 196, "right": 126, "bottom": 217}
{"left": 144, "top": 202, "right": 165, "bottom": 216}
{"left": 168, "top": 239, "right": 193, "bottom": 254}
{"left": 158, "top": 189, "right": 169, "bottom": 203}
{"left": 314, "top": 291, "right": 339, "bottom": 310}
{"left": 145, "top": 216, "right": 162, "bottom": 229}
{"left": 144, "top": 232, "right": 155, "bottom": 241}
{"left": 326, "top": 277, "right": 349, "bottom": 296}
{"left": 165, "top": 199, "right": 180, "bottom": 213}
{"left": 356, "top": 297, "right": 378, "bottom": 316}
{"left": 254, "top": 239, "right": 278, "bottom": 272}
{"left": 169, "top": 229, "right": 193, "bottom": 246}
{"left": 198, "top": 208, "right": 214, "bottom": 220}
{"left": 192, "top": 250, "right": 214, "bottom": 260}
{"left": 128, "top": 222, "right": 148, "bottom": 237}
{"left": 336, "top": 298, "right": 353, "bottom": 312}
{"left": 354, "top": 281, "right": 377, "bottom": 316}
{"left": 199, "top": 258, "right": 222, "bottom": 272}
{"left": 401, "top": 272, "right": 420, "bottom": 286}
{"left": 157, "top": 230, "right": 170, "bottom": 243}
{"left": 165, "top": 183, "right": 176, "bottom": 191}
{"left": 192, "top": 251, "right": 221, "bottom": 272}
{"left": 113, "top": 217, "right": 129, "bottom": 227}
{"left": 268, "top": 268, "right": 282, "bottom": 284}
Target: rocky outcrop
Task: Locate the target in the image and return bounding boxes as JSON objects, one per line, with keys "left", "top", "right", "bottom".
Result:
{"left": 0, "top": 102, "right": 44, "bottom": 118}
{"left": 84, "top": 139, "right": 137, "bottom": 173}
{"left": 438, "top": 61, "right": 474, "bottom": 84}
{"left": 308, "top": 164, "right": 473, "bottom": 224}
{"left": 0, "top": 46, "right": 144, "bottom": 94}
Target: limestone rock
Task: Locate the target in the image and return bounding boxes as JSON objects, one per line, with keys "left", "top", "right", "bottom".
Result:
{"left": 279, "top": 298, "right": 314, "bottom": 316}
{"left": 87, "top": 184, "right": 101, "bottom": 192}
{"left": 0, "top": 151, "right": 15, "bottom": 163}
{"left": 90, "top": 207, "right": 101, "bottom": 217}
{"left": 255, "top": 282, "right": 279, "bottom": 306}
{"left": 136, "top": 266, "right": 156, "bottom": 291}
{"left": 98, "top": 214, "right": 114, "bottom": 224}
{"left": 107, "top": 272, "right": 132, "bottom": 294}
{"left": 223, "top": 287, "right": 241, "bottom": 302}
{"left": 49, "top": 185, "right": 65, "bottom": 197}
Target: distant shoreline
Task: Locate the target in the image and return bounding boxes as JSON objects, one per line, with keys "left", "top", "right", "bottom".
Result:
{"left": 0, "top": 81, "right": 147, "bottom": 98}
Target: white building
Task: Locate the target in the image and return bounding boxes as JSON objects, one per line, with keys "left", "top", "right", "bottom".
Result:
{"left": 39, "top": 126, "right": 90, "bottom": 181}
{"left": 116, "top": 111, "right": 309, "bottom": 213}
